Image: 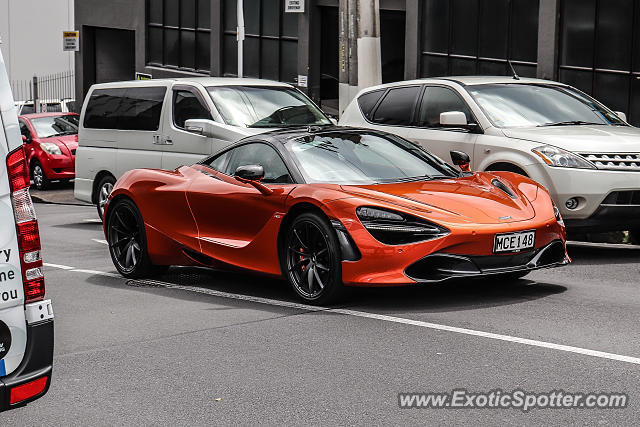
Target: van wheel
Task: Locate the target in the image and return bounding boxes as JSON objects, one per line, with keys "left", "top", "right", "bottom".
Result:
{"left": 96, "top": 175, "right": 116, "bottom": 221}
{"left": 31, "top": 161, "right": 50, "bottom": 190}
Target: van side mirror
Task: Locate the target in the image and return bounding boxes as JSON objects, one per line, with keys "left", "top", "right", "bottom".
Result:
{"left": 450, "top": 150, "right": 471, "bottom": 173}
{"left": 184, "top": 119, "right": 217, "bottom": 137}
{"left": 614, "top": 111, "right": 627, "bottom": 122}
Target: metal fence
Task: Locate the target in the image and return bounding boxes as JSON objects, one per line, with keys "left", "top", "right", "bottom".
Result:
{"left": 10, "top": 70, "right": 76, "bottom": 112}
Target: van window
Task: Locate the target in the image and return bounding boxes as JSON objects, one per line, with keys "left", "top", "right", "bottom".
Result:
{"left": 173, "top": 90, "right": 211, "bottom": 129}
{"left": 83, "top": 86, "right": 167, "bottom": 131}
{"left": 371, "top": 86, "right": 421, "bottom": 126}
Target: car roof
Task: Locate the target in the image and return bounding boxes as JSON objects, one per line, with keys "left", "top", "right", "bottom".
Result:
{"left": 19, "top": 112, "right": 78, "bottom": 119}
{"left": 359, "top": 76, "right": 568, "bottom": 93}
{"left": 239, "top": 125, "right": 394, "bottom": 146}
{"left": 89, "top": 77, "right": 294, "bottom": 89}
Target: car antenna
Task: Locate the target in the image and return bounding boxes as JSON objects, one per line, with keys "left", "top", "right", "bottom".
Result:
{"left": 508, "top": 60, "right": 520, "bottom": 80}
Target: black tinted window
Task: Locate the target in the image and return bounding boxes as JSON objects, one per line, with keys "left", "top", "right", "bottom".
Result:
{"left": 357, "top": 90, "right": 385, "bottom": 120}
{"left": 225, "top": 143, "right": 292, "bottom": 184}
{"left": 418, "top": 86, "right": 473, "bottom": 127}
{"left": 118, "top": 87, "right": 167, "bottom": 131}
{"left": 173, "top": 90, "right": 211, "bottom": 128}
{"left": 372, "top": 86, "right": 420, "bottom": 126}
{"left": 83, "top": 87, "right": 166, "bottom": 130}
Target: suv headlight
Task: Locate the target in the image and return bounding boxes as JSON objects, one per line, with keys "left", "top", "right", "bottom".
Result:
{"left": 40, "top": 142, "right": 62, "bottom": 155}
{"left": 356, "top": 206, "right": 449, "bottom": 245}
{"left": 532, "top": 145, "right": 595, "bottom": 169}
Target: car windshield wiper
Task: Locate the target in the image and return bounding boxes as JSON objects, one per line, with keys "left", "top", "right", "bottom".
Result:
{"left": 537, "top": 120, "right": 603, "bottom": 127}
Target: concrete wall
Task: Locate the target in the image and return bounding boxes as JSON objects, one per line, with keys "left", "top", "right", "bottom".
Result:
{"left": 0, "top": 0, "right": 74, "bottom": 82}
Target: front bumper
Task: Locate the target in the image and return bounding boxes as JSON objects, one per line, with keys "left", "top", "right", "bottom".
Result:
{"left": 526, "top": 163, "right": 640, "bottom": 230}
{"left": 0, "top": 319, "right": 54, "bottom": 411}
{"left": 405, "top": 240, "right": 569, "bottom": 283}
{"left": 41, "top": 154, "right": 75, "bottom": 179}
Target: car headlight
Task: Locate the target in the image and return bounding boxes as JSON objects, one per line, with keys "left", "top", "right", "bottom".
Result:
{"left": 532, "top": 145, "right": 595, "bottom": 169}
{"left": 356, "top": 206, "right": 449, "bottom": 245}
{"left": 40, "top": 142, "right": 62, "bottom": 155}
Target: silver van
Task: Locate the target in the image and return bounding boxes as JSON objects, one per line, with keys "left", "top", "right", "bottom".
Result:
{"left": 74, "top": 78, "right": 332, "bottom": 218}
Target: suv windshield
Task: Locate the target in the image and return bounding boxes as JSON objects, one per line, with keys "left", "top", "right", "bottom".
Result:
{"left": 207, "top": 86, "right": 331, "bottom": 128}
{"left": 285, "top": 131, "right": 458, "bottom": 184}
{"left": 466, "top": 84, "right": 625, "bottom": 128}
{"left": 31, "top": 114, "right": 79, "bottom": 138}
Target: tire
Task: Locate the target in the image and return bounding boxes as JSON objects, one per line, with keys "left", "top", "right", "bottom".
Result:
{"left": 31, "top": 161, "right": 50, "bottom": 190}
{"left": 281, "top": 212, "right": 343, "bottom": 304}
{"left": 96, "top": 175, "right": 116, "bottom": 221}
{"left": 106, "top": 198, "right": 165, "bottom": 278}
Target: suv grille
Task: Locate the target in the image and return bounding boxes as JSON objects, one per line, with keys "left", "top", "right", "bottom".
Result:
{"left": 602, "top": 191, "right": 640, "bottom": 206}
{"left": 579, "top": 153, "right": 640, "bottom": 171}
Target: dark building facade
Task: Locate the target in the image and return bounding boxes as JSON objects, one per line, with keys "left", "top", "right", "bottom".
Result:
{"left": 75, "top": 0, "right": 640, "bottom": 124}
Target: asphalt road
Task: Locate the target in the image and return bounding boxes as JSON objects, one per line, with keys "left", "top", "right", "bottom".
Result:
{"left": 3, "top": 202, "right": 640, "bottom": 425}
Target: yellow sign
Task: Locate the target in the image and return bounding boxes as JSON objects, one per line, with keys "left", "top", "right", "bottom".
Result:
{"left": 63, "top": 31, "right": 79, "bottom": 51}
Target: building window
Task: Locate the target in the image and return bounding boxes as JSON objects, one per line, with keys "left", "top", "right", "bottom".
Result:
{"left": 420, "top": 0, "right": 539, "bottom": 78}
{"left": 147, "top": 0, "right": 211, "bottom": 73}
{"left": 222, "top": 0, "right": 298, "bottom": 83}
{"left": 559, "top": 0, "right": 640, "bottom": 125}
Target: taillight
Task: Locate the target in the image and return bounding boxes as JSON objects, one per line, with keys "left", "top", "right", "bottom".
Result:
{"left": 6, "top": 146, "right": 45, "bottom": 302}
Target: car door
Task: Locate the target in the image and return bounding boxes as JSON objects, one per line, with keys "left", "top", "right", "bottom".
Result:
{"left": 407, "top": 85, "right": 479, "bottom": 167}
{"left": 186, "top": 142, "right": 295, "bottom": 274}
{"left": 161, "top": 84, "right": 215, "bottom": 170}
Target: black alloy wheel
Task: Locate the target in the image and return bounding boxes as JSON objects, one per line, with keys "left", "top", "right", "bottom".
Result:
{"left": 283, "top": 212, "right": 343, "bottom": 304}
{"left": 107, "top": 198, "right": 161, "bottom": 278}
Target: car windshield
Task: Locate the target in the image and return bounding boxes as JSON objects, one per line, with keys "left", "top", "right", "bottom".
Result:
{"left": 207, "top": 86, "right": 331, "bottom": 128}
{"left": 31, "top": 114, "right": 78, "bottom": 138}
{"left": 466, "top": 83, "right": 625, "bottom": 128}
{"left": 285, "top": 131, "right": 459, "bottom": 184}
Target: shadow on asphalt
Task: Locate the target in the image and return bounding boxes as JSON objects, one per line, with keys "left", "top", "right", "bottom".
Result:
{"left": 82, "top": 265, "right": 567, "bottom": 315}
{"left": 567, "top": 244, "right": 640, "bottom": 265}
{"left": 53, "top": 221, "right": 103, "bottom": 231}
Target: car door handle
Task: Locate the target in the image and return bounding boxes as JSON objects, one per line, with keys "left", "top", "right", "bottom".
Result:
{"left": 165, "top": 138, "right": 173, "bottom": 145}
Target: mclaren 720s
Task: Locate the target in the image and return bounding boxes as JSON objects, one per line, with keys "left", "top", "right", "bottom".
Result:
{"left": 103, "top": 127, "right": 570, "bottom": 303}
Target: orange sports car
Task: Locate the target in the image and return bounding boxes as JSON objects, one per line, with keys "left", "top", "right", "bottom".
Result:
{"left": 104, "top": 127, "right": 569, "bottom": 303}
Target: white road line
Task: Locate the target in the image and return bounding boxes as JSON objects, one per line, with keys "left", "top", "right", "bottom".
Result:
{"left": 92, "top": 239, "right": 108, "bottom": 245}
{"left": 45, "top": 264, "right": 640, "bottom": 366}
{"left": 43, "top": 262, "right": 75, "bottom": 270}
{"left": 83, "top": 219, "right": 103, "bottom": 223}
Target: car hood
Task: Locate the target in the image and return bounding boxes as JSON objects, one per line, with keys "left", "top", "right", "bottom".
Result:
{"left": 42, "top": 135, "right": 78, "bottom": 152}
{"left": 502, "top": 125, "right": 640, "bottom": 153}
{"left": 340, "top": 173, "right": 536, "bottom": 224}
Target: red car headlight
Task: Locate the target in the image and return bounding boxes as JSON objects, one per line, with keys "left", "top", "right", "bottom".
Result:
{"left": 356, "top": 206, "right": 449, "bottom": 245}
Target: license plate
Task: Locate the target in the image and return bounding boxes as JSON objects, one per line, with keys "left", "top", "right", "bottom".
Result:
{"left": 493, "top": 230, "right": 535, "bottom": 253}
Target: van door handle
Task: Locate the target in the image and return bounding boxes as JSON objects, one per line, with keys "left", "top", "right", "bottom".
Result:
{"left": 164, "top": 138, "right": 173, "bottom": 145}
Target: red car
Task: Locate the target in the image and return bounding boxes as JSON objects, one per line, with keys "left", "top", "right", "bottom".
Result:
{"left": 104, "top": 128, "right": 569, "bottom": 303}
{"left": 19, "top": 112, "right": 79, "bottom": 190}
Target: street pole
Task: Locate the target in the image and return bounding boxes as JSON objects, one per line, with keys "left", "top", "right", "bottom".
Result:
{"left": 338, "top": 0, "right": 381, "bottom": 116}
{"left": 237, "top": 0, "right": 245, "bottom": 78}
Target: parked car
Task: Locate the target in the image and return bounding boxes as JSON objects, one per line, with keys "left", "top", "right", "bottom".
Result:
{"left": 0, "top": 48, "right": 54, "bottom": 411}
{"left": 19, "top": 112, "right": 79, "bottom": 190}
{"left": 340, "top": 76, "right": 640, "bottom": 235}
{"left": 103, "top": 127, "right": 568, "bottom": 303}
{"left": 74, "top": 78, "right": 333, "bottom": 219}
{"left": 15, "top": 98, "right": 75, "bottom": 114}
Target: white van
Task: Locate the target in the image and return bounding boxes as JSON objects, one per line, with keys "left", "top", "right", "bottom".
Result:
{"left": 0, "top": 49, "right": 54, "bottom": 410}
{"left": 74, "top": 78, "right": 332, "bottom": 218}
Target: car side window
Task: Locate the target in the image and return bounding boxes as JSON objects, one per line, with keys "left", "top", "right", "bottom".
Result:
{"left": 224, "top": 143, "right": 293, "bottom": 184}
{"left": 417, "top": 86, "right": 475, "bottom": 128}
{"left": 173, "top": 90, "right": 211, "bottom": 129}
{"left": 205, "top": 150, "right": 231, "bottom": 173}
{"left": 357, "top": 89, "right": 385, "bottom": 121}
{"left": 19, "top": 120, "right": 32, "bottom": 142}
{"left": 371, "top": 86, "right": 421, "bottom": 126}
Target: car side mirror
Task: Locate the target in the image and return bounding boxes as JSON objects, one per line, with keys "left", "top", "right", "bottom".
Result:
{"left": 184, "top": 119, "right": 222, "bottom": 138}
{"left": 234, "top": 164, "right": 273, "bottom": 195}
{"left": 21, "top": 135, "right": 28, "bottom": 143}
{"left": 234, "top": 164, "right": 264, "bottom": 181}
{"left": 450, "top": 150, "right": 471, "bottom": 173}
{"left": 614, "top": 111, "right": 627, "bottom": 122}
{"left": 440, "top": 111, "right": 468, "bottom": 127}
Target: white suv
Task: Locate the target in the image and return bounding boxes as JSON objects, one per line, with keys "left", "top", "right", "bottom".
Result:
{"left": 0, "top": 49, "right": 54, "bottom": 410}
{"left": 340, "top": 76, "right": 640, "bottom": 234}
